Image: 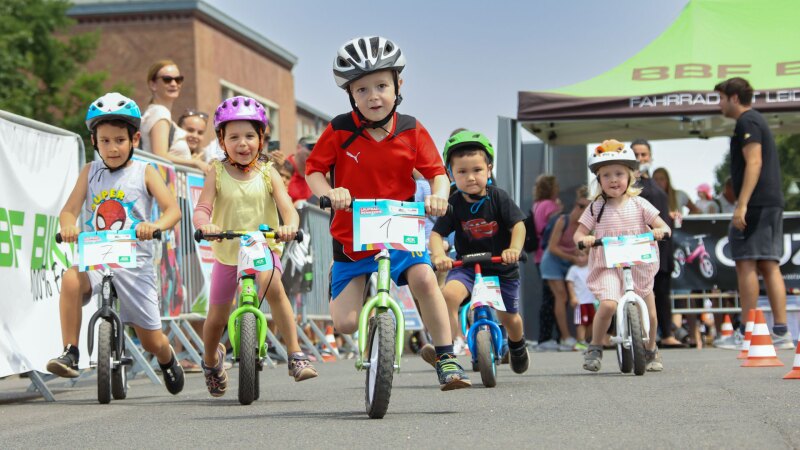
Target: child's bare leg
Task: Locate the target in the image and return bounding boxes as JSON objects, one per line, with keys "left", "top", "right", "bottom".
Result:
{"left": 260, "top": 269, "right": 301, "bottom": 353}
{"left": 134, "top": 326, "right": 173, "bottom": 365}
{"left": 406, "top": 264, "right": 452, "bottom": 346}
{"left": 576, "top": 325, "right": 586, "bottom": 343}
{"left": 59, "top": 268, "right": 91, "bottom": 347}
{"left": 497, "top": 311, "right": 524, "bottom": 342}
{"left": 590, "top": 300, "right": 616, "bottom": 346}
{"left": 644, "top": 293, "right": 658, "bottom": 351}
{"left": 329, "top": 275, "right": 368, "bottom": 334}
{"left": 441, "top": 281, "right": 469, "bottom": 341}
{"left": 203, "top": 302, "right": 233, "bottom": 366}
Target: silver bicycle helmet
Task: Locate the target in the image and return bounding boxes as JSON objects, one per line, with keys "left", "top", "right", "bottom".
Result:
{"left": 333, "top": 36, "right": 406, "bottom": 89}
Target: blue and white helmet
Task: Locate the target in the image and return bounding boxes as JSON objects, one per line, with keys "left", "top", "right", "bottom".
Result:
{"left": 85, "top": 93, "right": 142, "bottom": 131}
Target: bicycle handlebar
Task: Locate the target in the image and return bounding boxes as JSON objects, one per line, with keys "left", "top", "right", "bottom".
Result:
{"left": 319, "top": 195, "right": 453, "bottom": 214}
{"left": 55, "top": 229, "right": 162, "bottom": 244}
{"left": 577, "top": 234, "right": 671, "bottom": 251}
{"left": 194, "top": 228, "right": 304, "bottom": 244}
{"left": 450, "top": 251, "right": 528, "bottom": 268}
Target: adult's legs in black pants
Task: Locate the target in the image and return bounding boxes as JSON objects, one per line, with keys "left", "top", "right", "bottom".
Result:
{"left": 538, "top": 281, "right": 557, "bottom": 343}
{"left": 654, "top": 271, "right": 682, "bottom": 347}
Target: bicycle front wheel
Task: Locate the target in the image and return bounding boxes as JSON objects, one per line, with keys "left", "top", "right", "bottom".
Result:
{"left": 626, "top": 303, "right": 647, "bottom": 376}
{"left": 476, "top": 328, "right": 497, "bottom": 388}
{"left": 238, "top": 313, "right": 258, "bottom": 405}
{"left": 97, "top": 321, "right": 113, "bottom": 404}
{"left": 111, "top": 332, "right": 128, "bottom": 400}
{"left": 365, "top": 312, "right": 396, "bottom": 419}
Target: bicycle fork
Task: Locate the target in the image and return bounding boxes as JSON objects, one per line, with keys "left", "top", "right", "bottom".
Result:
{"left": 86, "top": 274, "right": 129, "bottom": 367}
{"left": 228, "top": 276, "right": 268, "bottom": 363}
{"left": 613, "top": 267, "right": 651, "bottom": 347}
{"left": 356, "top": 252, "right": 405, "bottom": 372}
{"left": 466, "top": 306, "right": 504, "bottom": 361}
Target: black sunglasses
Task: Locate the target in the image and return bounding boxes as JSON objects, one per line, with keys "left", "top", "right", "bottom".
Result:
{"left": 158, "top": 75, "right": 184, "bottom": 85}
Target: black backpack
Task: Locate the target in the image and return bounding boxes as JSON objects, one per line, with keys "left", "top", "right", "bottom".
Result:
{"left": 522, "top": 210, "right": 538, "bottom": 253}
{"left": 540, "top": 214, "right": 568, "bottom": 251}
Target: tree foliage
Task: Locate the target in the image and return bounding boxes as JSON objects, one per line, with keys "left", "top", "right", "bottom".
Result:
{"left": 714, "top": 133, "right": 800, "bottom": 211}
{"left": 0, "top": 0, "right": 132, "bottom": 160}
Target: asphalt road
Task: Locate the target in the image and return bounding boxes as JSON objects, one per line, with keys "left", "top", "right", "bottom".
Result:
{"left": 2, "top": 348, "right": 799, "bottom": 448}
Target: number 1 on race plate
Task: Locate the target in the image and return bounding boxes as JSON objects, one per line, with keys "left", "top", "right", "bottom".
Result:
{"left": 601, "top": 232, "right": 658, "bottom": 268}
{"left": 78, "top": 229, "right": 137, "bottom": 272}
{"left": 352, "top": 199, "right": 426, "bottom": 252}
{"left": 238, "top": 232, "right": 274, "bottom": 277}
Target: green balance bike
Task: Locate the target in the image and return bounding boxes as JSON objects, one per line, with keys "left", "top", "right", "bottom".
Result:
{"left": 194, "top": 225, "right": 303, "bottom": 404}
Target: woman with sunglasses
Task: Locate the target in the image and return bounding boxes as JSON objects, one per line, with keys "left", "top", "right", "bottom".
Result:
{"left": 140, "top": 60, "right": 208, "bottom": 172}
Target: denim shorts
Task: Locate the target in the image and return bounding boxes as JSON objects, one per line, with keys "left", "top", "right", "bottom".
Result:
{"left": 540, "top": 249, "right": 572, "bottom": 280}
{"left": 728, "top": 206, "right": 783, "bottom": 261}
{"left": 445, "top": 267, "right": 520, "bottom": 313}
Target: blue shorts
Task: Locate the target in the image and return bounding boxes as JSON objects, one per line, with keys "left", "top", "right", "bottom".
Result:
{"left": 445, "top": 267, "right": 520, "bottom": 314}
{"left": 330, "top": 250, "right": 431, "bottom": 300}
{"left": 540, "top": 249, "right": 572, "bottom": 280}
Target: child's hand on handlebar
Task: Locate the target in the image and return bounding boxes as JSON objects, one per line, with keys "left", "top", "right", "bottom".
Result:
{"left": 425, "top": 194, "right": 448, "bottom": 217}
{"left": 135, "top": 222, "right": 160, "bottom": 240}
{"left": 501, "top": 247, "right": 521, "bottom": 264}
{"left": 200, "top": 223, "right": 222, "bottom": 241}
{"left": 580, "top": 236, "right": 596, "bottom": 250}
{"left": 59, "top": 225, "right": 80, "bottom": 243}
{"left": 276, "top": 224, "right": 297, "bottom": 242}
{"left": 326, "top": 187, "right": 352, "bottom": 211}
{"left": 652, "top": 228, "right": 670, "bottom": 241}
{"left": 431, "top": 254, "right": 453, "bottom": 272}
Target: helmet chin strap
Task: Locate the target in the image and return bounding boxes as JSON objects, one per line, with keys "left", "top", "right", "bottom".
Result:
{"left": 447, "top": 166, "right": 492, "bottom": 214}
{"left": 220, "top": 130, "right": 264, "bottom": 172}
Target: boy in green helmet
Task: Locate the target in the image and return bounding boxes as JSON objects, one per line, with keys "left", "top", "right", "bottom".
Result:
{"left": 429, "top": 130, "right": 530, "bottom": 374}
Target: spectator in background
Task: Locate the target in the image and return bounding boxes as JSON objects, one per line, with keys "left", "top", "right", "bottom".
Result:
{"left": 716, "top": 177, "right": 737, "bottom": 213}
{"left": 715, "top": 76, "right": 793, "bottom": 348}
{"left": 287, "top": 135, "right": 315, "bottom": 204}
{"left": 652, "top": 167, "right": 701, "bottom": 218}
{"left": 531, "top": 174, "right": 562, "bottom": 352}
{"left": 177, "top": 108, "right": 210, "bottom": 170}
{"left": 695, "top": 183, "right": 721, "bottom": 214}
{"left": 139, "top": 60, "right": 207, "bottom": 172}
{"left": 279, "top": 160, "right": 294, "bottom": 188}
{"left": 632, "top": 139, "right": 684, "bottom": 348}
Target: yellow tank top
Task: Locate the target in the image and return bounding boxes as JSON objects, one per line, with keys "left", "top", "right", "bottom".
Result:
{"left": 210, "top": 160, "right": 283, "bottom": 265}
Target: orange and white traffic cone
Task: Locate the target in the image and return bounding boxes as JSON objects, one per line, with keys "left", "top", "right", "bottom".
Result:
{"left": 737, "top": 309, "right": 756, "bottom": 360}
{"left": 720, "top": 314, "right": 734, "bottom": 339}
{"left": 741, "top": 309, "right": 784, "bottom": 367}
{"left": 321, "top": 325, "right": 339, "bottom": 362}
{"left": 783, "top": 341, "right": 800, "bottom": 379}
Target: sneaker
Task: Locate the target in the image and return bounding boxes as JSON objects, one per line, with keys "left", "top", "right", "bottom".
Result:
{"left": 559, "top": 337, "right": 578, "bottom": 352}
{"left": 645, "top": 347, "right": 663, "bottom": 372}
{"left": 582, "top": 345, "right": 603, "bottom": 372}
{"left": 713, "top": 334, "right": 737, "bottom": 350}
{"left": 733, "top": 330, "right": 745, "bottom": 350}
{"left": 288, "top": 352, "right": 318, "bottom": 382}
{"left": 771, "top": 331, "right": 796, "bottom": 350}
{"left": 534, "top": 339, "right": 559, "bottom": 352}
{"left": 160, "top": 347, "right": 185, "bottom": 395}
{"left": 419, "top": 344, "right": 437, "bottom": 367}
{"left": 453, "top": 336, "right": 467, "bottom": 356}
{"left": 574, "top": 341, "right": 589, "bottom": 351}
{"left": 202, "top": 343, "right": 228, "bottom": 397}
{"left": 509, "top": 345, "right": 529, "bottom": 374}
{"left": 434, "top": 355, "right": 472, "bottom": 391}
{"left": 46, "top": 345, "right": 79, "bottom": 378}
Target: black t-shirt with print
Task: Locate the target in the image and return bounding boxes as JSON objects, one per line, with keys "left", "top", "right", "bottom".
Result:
{"left": 433, "top": 185, "right": 525, "bottom": 279}
{"left": 730, "top": 109, "right": 784, "bottom": 208}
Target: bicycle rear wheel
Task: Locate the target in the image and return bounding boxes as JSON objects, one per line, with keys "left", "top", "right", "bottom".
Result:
{"left": 238, "top": 313, "right": 258, "bottom": 405}
{"left": 476, "top": 328, "right": 497, "bottom": 388}
{"left": 365, "top": 312, "right": 396, "bottom": 419}
{"left": 97, "top": 321, "right": 112, "bottom": 404}
{"left": 626, "top": 303, "right": 647, "bottom": 376}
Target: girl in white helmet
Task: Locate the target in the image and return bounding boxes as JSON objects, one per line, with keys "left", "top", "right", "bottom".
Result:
{"left": 573, "top": 140, "right": 671, "bottom": 373}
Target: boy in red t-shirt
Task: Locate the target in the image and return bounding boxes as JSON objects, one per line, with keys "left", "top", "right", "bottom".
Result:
{"left": 305, "top": 36, "right": 470, "bottom": 390}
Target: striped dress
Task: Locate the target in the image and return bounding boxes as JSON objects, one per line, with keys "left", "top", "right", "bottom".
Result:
{"left": 578, "top": 195, "right": 663, "bottom": 301}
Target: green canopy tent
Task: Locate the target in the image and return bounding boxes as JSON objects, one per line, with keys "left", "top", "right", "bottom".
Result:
{"left": 517, "top": 0, "right": 800, "bottom": 145}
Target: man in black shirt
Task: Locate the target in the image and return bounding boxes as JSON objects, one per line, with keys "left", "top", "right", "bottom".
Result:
{"left": 632, "top": 139, "right": 683, "bottom": 350}
{"left": 714, "top": 77, "right": 793, "bottom": 348}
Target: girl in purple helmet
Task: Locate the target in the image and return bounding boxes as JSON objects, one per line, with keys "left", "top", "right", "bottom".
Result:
{"left": 193, "top": 96, "right": 318, "bottom": 397}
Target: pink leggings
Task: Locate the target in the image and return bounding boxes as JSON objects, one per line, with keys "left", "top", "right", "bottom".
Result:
{"left": 210, "top": 253, "right": 283, "bottom": 306}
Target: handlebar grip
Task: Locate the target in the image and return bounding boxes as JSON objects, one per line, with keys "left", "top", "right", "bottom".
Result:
{"left": 319, "top": 196, "right": 331, "bottom": 209}
{"left": 152, "top": 230, "right": 162, "bottom": 241}
{"left": 578, "top": 241, "right": 603, "bottom": 250}
{"left": 55, "top": 233, "right": 63, "bottom": 244}
{"left": 295, "top": 229, "right": 304, "bottom": 243}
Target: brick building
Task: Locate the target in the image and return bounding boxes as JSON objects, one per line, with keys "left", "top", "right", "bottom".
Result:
{"left": 68, "top": 0, "right": 329, "bottom": 151}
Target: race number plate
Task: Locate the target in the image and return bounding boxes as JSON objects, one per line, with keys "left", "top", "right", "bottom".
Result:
{"left": 78, "top": 229, "right": 137, "bottom": 272}
{"left": 470, "top": 275, "right": 505, "bottom": 311}
{"left": 352, "top": 199, "right": 426, "bottom": 252}
{"left": 238, "top": 232, "right": 274, "bottom": 277}
{"left": 601, "top": 233, "right": 658, "bottom": 268}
